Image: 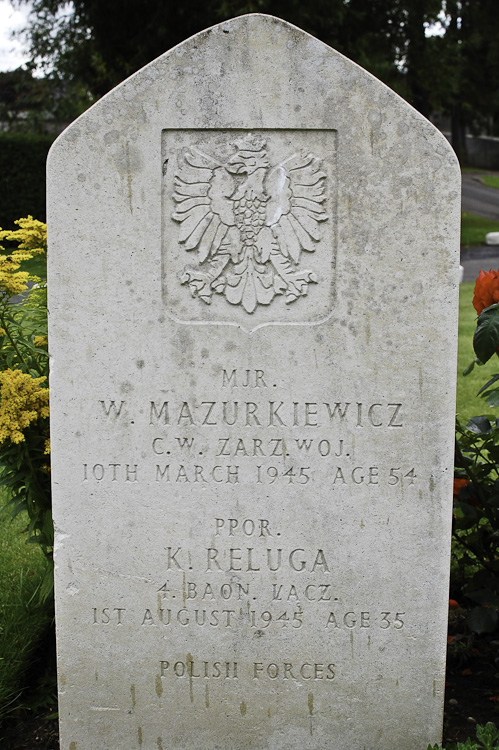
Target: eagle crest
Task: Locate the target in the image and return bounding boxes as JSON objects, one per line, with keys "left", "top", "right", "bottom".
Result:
{"left": 172, "top": 134, "right": 328, "bottom": 314}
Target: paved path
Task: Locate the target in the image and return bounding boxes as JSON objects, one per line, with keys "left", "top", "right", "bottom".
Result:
{"left": 462, "top": 172, "right": 499, "bottom": 220}
{"left": 461, "top": 246, "right": 499, "bottom": 282}
{"left": 460, "top": 172, "right": 499, "bottom": 281}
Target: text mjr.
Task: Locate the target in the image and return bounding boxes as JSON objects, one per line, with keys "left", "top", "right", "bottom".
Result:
{"left": 150, "top": 400, "right": 403, "bottom": 428}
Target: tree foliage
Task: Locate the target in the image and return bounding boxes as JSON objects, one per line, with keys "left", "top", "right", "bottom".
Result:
{"left": 437, "top": 0, "right": 499, "bottom": 161}
{"left": 10, "top": 0, "right": 499, "bottom": 160}
{"left": 0, "top": 67, "right": 90, "bottom": 132}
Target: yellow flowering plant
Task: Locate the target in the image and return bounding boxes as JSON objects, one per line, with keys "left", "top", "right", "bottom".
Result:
{"left": 0, "top": 217, "right": 52, "bottom": 599}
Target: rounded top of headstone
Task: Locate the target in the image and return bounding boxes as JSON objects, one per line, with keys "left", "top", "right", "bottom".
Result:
{"left": 49, "top": 11, "right": 457, "bottom": 171}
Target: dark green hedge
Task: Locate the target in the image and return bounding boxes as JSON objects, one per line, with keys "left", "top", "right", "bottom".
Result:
{"left": 0, "top": 132, "right": 55, "bottom": 230}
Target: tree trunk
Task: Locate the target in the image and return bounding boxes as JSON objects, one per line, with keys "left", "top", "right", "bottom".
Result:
{"left": 451, "top": 101, "right": 468, "bottom": 166}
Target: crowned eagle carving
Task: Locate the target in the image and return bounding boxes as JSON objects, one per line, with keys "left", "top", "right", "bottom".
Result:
{"left": 172, "top": 134, "right": 328, "bottom": 314}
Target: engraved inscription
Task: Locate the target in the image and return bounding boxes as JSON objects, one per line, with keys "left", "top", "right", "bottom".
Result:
{"left": 86, "top": 362, "right": 414, "bottom": 687}
{"left": 148, "top": 399, "right": 404, "bottom": 428}
{"left": 172, "top": 134, "right": 328, "bottom": 313}
{"left": 157, "top": 660, "right": 335, "bottom": 682}
{"left": 83, "top": 379, "right": 418, "bottom": 489}
{"left": 160, "top": 660, "right": 239, "bottom": 679}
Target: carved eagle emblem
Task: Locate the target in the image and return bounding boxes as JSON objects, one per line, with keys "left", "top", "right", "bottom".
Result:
{"left": 172, "top": 134, "right": 328, "bottom": 314}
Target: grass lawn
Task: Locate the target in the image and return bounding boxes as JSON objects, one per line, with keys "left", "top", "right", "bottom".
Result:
{"left": 461, "top": 211, "right": 499, "bottom": 246}
{"left": 24, "top": 255, "right": 47, "bottom": 279}
{"left": 0, "top": 489, "right": 53, "bottom": 726}
{"left": 457, "top": 282, "right": 499, "bottom": 424}
{"left": 481, "top": 175, "right": 499, "bottom": 190}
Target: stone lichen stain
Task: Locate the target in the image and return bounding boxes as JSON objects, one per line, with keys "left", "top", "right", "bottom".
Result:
{"left": 157, "top": 739, "right": 163, "bottom": 750}
{"left": 308, "top": 692, "right": 314, "bottom": 736}
{"left": 308, "top": 692, "right": 313, "bottom": 715}
{"left": 157, "top": 593, "right": 163, "bottom": 620}
{"left": 138, "top": 726, "right": 143, "bottom": 747}
{"left": 240, "top": 701, "right": 247, "bottom": 716}
{"left": 130, "top": 684, "right": 136, "bottom": 710}
{"left": 69, "top": 743, "right": 77, "bottom": 750}
{"left": 125, "top": 142, "right": 133, "bottom": 214}
{"left": 155, "top": 674, "right": 163, "bottom": 698}
{"left": 187, "top": 653, "right": 194, "bottom": 703}
{"left": 205, "top": 684, "right": 210, "bottom": 708}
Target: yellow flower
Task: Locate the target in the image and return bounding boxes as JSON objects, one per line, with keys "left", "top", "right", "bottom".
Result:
{"left": 0, "top": 217, "right": 47, "bottom": 298}
{"left": 44, "top": 438, "right": 50, "bottom": 455}
{"left": 0, "top": 258, "right": 30, "bottom": 297}
{"left": 34, "top": 336, "right": 48, "bottom": 348}
{"left": 0, "top": 369, "right": 49, "bottom": 444}
{"left": 0, "top": 216, "right": 47, "bottom": 257}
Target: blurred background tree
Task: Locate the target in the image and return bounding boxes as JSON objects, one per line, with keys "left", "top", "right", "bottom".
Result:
{"left": 6, "top": 0, "right": 499, "bottom": 161}
{"left": 436, "top": 0, "right": 499, "bottom": 163}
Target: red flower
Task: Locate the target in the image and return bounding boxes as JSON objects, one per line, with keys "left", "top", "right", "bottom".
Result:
{"left": 453, "top": 478, "right": 468, "bottom": 497}
{"left": 473, "top": 269, "right": 499, "bottom": 315}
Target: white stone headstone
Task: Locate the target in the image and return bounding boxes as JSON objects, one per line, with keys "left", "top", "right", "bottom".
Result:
{"left": 48, "top": 14, "right": 461, "bottom": 749}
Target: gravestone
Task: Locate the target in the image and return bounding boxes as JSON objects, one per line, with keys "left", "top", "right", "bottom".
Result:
{"left": 47, "top": 14, "right": 461, "bottom": 750}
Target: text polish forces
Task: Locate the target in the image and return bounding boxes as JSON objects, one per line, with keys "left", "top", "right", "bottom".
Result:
{"left": 253, "top": 662, "right": 335, "bottom": 680}
{"left": 160, "top": 660, "right": 238, "bottom": 679}
{"left": 158, "top": 659, "right": 335, "bottom": 681}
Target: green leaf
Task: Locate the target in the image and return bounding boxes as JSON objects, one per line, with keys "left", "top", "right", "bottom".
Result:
{"left": 457, "top": 740, "right": 481, "bottom": 750}
{"left": 482, "top": 387, "right": 499, "bottom": 407}
{"left": 457, "top": 740, "right": 480, "bottom": 750}
{"left": 466, "top": 416, "right": 493, "bottom": 434}
{"left": 478, "top": 374, "right": 499, "bottom": 395}
{"left": 459, "top": 503, "right": 478, "bottom": 520}
{"left": 466, "top": 589, "right": 499, "bottom": 607}
{"left": 463, "top": 359, "right": 476, "bottom": 376}
{"left": 474, "top": 305, "right": 499, "bottom": 363}
{"left": 466, "top": 605, "right": 499, "bottom": 634}
{"left": 470, "top": 569, "right": 498, "bottom": 590}
{"left": 475, "top": 721, "right": 499, "bottom": 748}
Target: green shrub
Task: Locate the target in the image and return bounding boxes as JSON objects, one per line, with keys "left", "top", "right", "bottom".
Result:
{"left": 454, "top": 415, "right": 499, "bottom": 633}
{"left": 0, "top": 488, "right": 52, "bottom": 726}
{"left": 454, "top": 270, "right": 499, "bottom": 635}
{"left": 0, "top": 218, "right": 51, "bottom": 599}
{"left": 0, "top": 218, "right": 54, "bottom": 728}
{"left": 0, "top": 133, "right": 54, "bottom": 231}
{"left": 428, "top": 722, "right": 499, "bottom": 749}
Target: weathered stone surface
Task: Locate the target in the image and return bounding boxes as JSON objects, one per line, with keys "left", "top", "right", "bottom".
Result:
{"left": 47, "top": 14, "right": 461, "bottom": 749}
